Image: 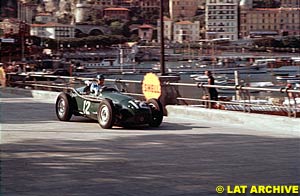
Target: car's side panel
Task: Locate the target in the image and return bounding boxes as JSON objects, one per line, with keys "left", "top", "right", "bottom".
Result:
{"left": 73, "top": 94, "right": 100, "bottom": 120}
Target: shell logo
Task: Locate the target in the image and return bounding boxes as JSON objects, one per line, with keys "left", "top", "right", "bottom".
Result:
{"left": 142, "top": 73, "right": 161, "bottom": 100}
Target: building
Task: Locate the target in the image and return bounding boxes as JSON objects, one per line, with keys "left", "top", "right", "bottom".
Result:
{"left": 239, "top": 0, "right": 300, "bottom": 38}
{"left": 173, "top": 21, "right": 200, "bottom": 43}
{"left": 103, "top": 7, "right": 130, "bottom": 21}
{"left": 205, "top": 0, "right": 239, "bottom": 41}
{"left": 157, "top": 16, "right": 173, "bottom": 42}
{"left": 114, "top": 0, "right": 135, "bottom": 7}
{"left": 169, "top": 0, "right": 198, "bottom": 20}
{"left": 0, "top": 18, "right": 20, "bottom": 35}
{"left": 196, "top": 0, "right": 206, "bottom": 9}
{"left": 137, "top": 0, "right": 160, "bottom": 12}
{"left": 0, "top": 0, "right": 17, "bottom": 18}
{"left": 94, "top": 0, "right": 114, "bottom": 6}
{"left": 35, "top": 13, "right": 57, "bottom": 24}
{"left": 30, "top": 22, "right": 75, "bottom": 39}
{"left": 281, "top": 0, "right": 300, "bottom": 7}
{"left": 17, "top": 2, "right": 37, "bottom": 24}
{"left": 75, "top": 3, "right": 93, "bottom": 23}
{"left": 138, "top": 24, "right": 154, "bottom": 41}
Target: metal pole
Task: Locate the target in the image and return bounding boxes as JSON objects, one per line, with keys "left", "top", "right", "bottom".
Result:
{"left": 160, "top": 0, "right": 166, "bottom": 75}
{"left": 21, "top": 33, "right": 25, "bottom": 61}
{"left": 120, "top": 48, "right": 124, "bottom": 73}
{"left": 234, "top": 70, "right": 240, "bottom": 100}
{"left": 20, "top": 21, "right": 26, "bottom": 62}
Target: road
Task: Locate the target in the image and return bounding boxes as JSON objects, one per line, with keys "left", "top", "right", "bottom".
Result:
{"left": 1, "top": 92, "right": 300, "bottom": 196}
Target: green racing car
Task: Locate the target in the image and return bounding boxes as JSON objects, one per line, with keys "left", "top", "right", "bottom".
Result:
{"left": 55, "top": 85, "right": 163, "bottom": 129}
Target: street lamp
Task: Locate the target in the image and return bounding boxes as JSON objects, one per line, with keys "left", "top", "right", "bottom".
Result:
{"left": 160, "top": 0, "right": 166, "bottom": 75}
{"left": 20, "top": 21, "right": 26, "bottom": 62}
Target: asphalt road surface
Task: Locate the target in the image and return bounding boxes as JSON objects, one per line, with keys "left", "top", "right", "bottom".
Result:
{"left": 1, "top": 92, "right": 300, "bottom": 196}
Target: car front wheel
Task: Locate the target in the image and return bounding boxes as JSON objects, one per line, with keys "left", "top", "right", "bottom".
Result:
{"left": 97, "top": 99, "right": 115, "bottom": 129}
{"left": 148, "top": 98, "right": 163, "bottom": 127}
{"left": 56, "top": 93, "right": 73, "bottom": 121}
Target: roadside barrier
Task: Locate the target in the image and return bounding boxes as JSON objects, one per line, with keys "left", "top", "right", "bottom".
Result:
{"left": 5, "top": 72, "right": 300, "bottom": 118}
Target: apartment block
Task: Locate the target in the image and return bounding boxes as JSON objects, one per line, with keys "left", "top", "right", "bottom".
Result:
{"left": 103, "top": 7, "right": 130, "bottom": 21}
{"left": 157, "top": 16, "right": 173, "bottom": 42}
{"left": 30, "top": 22, "right": 75, "bottom": 39}
{"left": 17, "top": 2, "right": 37, "bottom": 24}
{"left": 240, "top": 0, "right": 300, "bottom": 38}
{"left": 169, "top": 0, "right": 198, "bottom": 20}
{"left": 205, "top": 0, "right": 238, "bottom": 41}
{"left": 134, "top": 0, "right": 160, "bottom": 12}
{"left": 173, "top": 21, "right": 200, "bottom": 43}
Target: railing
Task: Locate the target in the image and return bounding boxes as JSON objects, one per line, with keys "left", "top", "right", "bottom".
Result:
{"left": 5, "top": 73, "right": 300, "bottom": 118}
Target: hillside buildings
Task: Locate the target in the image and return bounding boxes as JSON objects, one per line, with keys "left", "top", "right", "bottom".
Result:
{"left": 1, "top": 0, "right": 299, "bottom": 42}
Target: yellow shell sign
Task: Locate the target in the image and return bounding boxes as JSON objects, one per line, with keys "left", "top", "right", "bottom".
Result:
{"left": 142, "top": 73, "right": 161, "bottom": 100}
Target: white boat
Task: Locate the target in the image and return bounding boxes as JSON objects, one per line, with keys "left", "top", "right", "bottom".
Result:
{"left": 192, "top": 74, "right": 228, "bottom": 84}
{"left": 170, "top": 62, "right": 267, "bottom": 74}
{"left": 276, "top": 75, "right": 300, "bottom": 81}
{"left": 83, "top": 46, "right": 138, "bottom": 70}
{"left": 249, "top": 82, "right": 274, "bottom": 87}
{"left": 283, "top": 97, "right": 300, "bottom": 106}
{"left": 84, "top": 58, "right": 118, "bottom": 68}
{"left": 270, "top": 66, "right": 300, "bottom": 75}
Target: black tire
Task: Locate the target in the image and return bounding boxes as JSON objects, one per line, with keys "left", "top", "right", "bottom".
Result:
{"left": 56, "top": 93, "right": 73, "bottom": 121}
{"left": 97, "top": 99, "right": 115, "bottom": 129}
{"left": 148, "top": 98, "right": 163, "bottom": 127}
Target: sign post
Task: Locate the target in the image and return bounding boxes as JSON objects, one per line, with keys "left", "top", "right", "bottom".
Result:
{"left": 143, "top": 72, "right": 180, "bottom": 115}
{"left": 142, "top": 73, "right": 161, "bottom": 100}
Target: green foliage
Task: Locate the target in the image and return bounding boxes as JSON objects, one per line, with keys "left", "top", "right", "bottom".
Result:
{"left": 110, "top": 21, "right": 123, "bottom": 35}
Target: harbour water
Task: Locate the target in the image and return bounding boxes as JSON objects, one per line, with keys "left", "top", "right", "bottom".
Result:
{"left": 102, "top": 60, "right": 297, "bottom": 101}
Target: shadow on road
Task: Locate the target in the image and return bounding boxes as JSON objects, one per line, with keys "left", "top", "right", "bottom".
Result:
{"left": 1, "top": 102, "right": 57, "bottom": 124}
{"left": 1, "top": 133, "right": 300, "bottom": 196}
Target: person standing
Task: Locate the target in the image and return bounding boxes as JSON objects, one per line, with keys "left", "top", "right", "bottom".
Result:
{"left": 205, "top": 70, "right": 218, "bottom": 103}
{"left": 0, "top": 63, "right": 6, "bottom": 87}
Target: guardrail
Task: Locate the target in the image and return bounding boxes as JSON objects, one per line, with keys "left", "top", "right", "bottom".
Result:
{"left": 5, "top": 72, "right": 300, "bottom": 118}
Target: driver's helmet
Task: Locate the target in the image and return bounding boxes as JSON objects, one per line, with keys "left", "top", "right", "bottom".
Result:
{"left": 96, "top": 74, "right": 105, "bottom": 80}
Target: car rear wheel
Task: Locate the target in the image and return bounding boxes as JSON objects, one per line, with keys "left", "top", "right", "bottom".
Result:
{"left": 56, "top": 93, "right": 73, "bottom": 121}
{"left": 148, "top": 98, "right": 163, "bottom": 127}
{"left": 97, "top": 99, "right": 115, "bottom": 129}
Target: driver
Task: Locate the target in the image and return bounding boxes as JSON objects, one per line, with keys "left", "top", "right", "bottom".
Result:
{"left": 90, "top": 74, "right": 105, "bottom": 95}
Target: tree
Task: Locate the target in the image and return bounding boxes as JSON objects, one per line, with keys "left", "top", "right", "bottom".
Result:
{"left": 110, "top": 21, "right": 123, "bottom": 35}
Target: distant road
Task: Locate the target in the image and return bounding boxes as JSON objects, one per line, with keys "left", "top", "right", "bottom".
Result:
{"left": 1, "top": 92, "right": 300, "bottom": 196}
